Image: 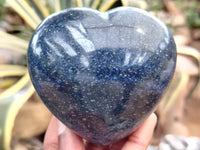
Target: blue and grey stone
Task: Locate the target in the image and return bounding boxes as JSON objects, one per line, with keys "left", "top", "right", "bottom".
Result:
{"left": 28, "top": 7, "right": 176, "bottom": 145}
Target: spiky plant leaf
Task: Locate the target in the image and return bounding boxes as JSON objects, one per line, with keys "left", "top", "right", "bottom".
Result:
{"left": 0, "top": 78, "right": 18, "bottom": 89}
{"left": 99, "top": 0, "right": 118, "bottom": 11}
{"left": 29, "top": 0, "right": 50, "bottom": 19}
{"left": 6, "top": 0, "right": 42, "bottom": 29}
{"left": 0, "top": 72, "right": 30, "bottom": 99}
{"left": 0, "top": 30, "right": 28, "bottom": 54}
{"left": 177, "top": 46, "right": 200, "bottom": 99}
{"left": 0, "top": 82, "right": 34, "bottom": 150}
{"left": 121, "top": 0, "right": 147, "bottom": 9}
{"left": 162, "top": 72, "right": 189, "bottom": 112}
{"left": 90, "top": 0, "right": 101, "bottom": 9}
{"left": 0, "top": 65, "right": 26, "bottom": 77}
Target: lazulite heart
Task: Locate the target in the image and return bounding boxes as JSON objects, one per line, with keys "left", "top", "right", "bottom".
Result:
{"left": 28, "top": 7, "right": 176, "bottom": 145}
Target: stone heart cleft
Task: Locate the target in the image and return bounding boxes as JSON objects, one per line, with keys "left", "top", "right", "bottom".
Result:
{"left": 28, "top": 7, "right": 176, "bottom": 145}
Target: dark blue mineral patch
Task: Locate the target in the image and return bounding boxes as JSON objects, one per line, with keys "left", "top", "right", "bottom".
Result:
{"left": 28, "top": 7, "right": 176, "bottom": 145}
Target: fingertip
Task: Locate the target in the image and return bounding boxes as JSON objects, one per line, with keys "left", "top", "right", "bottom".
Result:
{"left": 149, "top": 113, "right": 158, "bottom": 127}
{"left": 58, "top": 120, "right": 67, "bottom": 135}
{"left": 58, "top": 124, "right": 85, "bottom": 150}
{"left": 121, "top": 113, "right": 157, "bottom": 150}
{"left": 44, "top": 116, "right": 59, "bottom": 150}
{"left": 150, "top": 113, "right": 157, "bottom": 122}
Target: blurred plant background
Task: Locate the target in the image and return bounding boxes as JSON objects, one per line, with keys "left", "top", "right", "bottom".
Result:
{"left": 0, "top": 0, "right": 200, "bottom": 149}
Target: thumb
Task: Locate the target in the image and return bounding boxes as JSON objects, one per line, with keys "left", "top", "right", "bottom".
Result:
{"left": 122, "top": 113, "right": 157, "bottom": 150}
{"left": 58, "top": 121, "right": 85, "bottom": 150}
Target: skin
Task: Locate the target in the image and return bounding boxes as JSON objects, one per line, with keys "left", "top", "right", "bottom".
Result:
{"left": 44, "top": 113, "right": 157, "bottom": 150}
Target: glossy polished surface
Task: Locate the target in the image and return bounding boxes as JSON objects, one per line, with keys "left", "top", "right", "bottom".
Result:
{"left": 28, "top": 7, "right": 176, "bottom": 145}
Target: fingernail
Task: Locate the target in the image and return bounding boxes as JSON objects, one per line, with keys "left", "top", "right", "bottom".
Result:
{"left": 58, "top": 121, "right": 67, "bottom": 135}
{"left": 151, "top": 113, "right": 157, "bottom": 122}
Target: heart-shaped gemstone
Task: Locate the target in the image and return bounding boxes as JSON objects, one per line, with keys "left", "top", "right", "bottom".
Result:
{"left": 28, "top": 7, "right": 176, "bottom": 145}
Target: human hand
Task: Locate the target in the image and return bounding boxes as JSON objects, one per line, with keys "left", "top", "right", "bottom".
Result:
{"left": 44, "top": 113, "right": 157, "bottom": 150}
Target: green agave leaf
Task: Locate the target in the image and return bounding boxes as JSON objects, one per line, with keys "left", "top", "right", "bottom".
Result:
{"left": 0, "top": 32, "right": 28, "bottom": 55}
{"left": 6, "top": 0, "right": 42, "bottom": 29}
{"left": 90, "top": 0, "right": 101, "bottom": 9}
{"left": 121, "top": 0, "right": 147, "bottom": 9}
{"left": 0, "top": 78, "right": 18, "bottom": 89}
{"left": 55, "top": 0, "right": 61, "bottom": 12}
{"left": 99, "top": 0, "right": 118, "bottom": 11}
{"left": 53, "top": 0, "right": 75, "bottom": 12}
{"left": 0, "top": 65, "right": 26, "bottom": 78}
{"left": 177, "top": 46, "right": 200, "bottom": 100}
{"left": 76, "top": 0, "right": 83, "bottom": 7}
{"left": 0, "top": 82, "right": 34, "bottom": 150}
{"left": 48, "top": 0, "right": 75, "bottom": 12}
{"left": 0, "top": 31, "right": 28, "bottom": 49}
{"left": 0, "top": 31, "right": 28, "bottom": 54}
{"left": 76, "top": 0, "right": 89, "bottom": 7}
{"left": 0, "top": 72, "right": 30, "bottom": 99}
{"left": 0, "top": 42, "right": 27, "bottom": 55}
{"left": 163, "top": 72, "right": 189, "bottom": 112}
{"left": 82, "top": 0, "right": 89, "bottom": 7}
{"left": 29, "top": 0, "right": 49, "bottom": 19}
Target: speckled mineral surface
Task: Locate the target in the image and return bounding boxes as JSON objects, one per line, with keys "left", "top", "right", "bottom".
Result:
{"left": 28, "top": 7, "right": 176, "bottom": 145}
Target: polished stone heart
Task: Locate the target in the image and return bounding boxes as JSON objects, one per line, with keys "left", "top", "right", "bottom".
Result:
{"left": 28, "top": 7, "right": 176, "bottom": 145}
